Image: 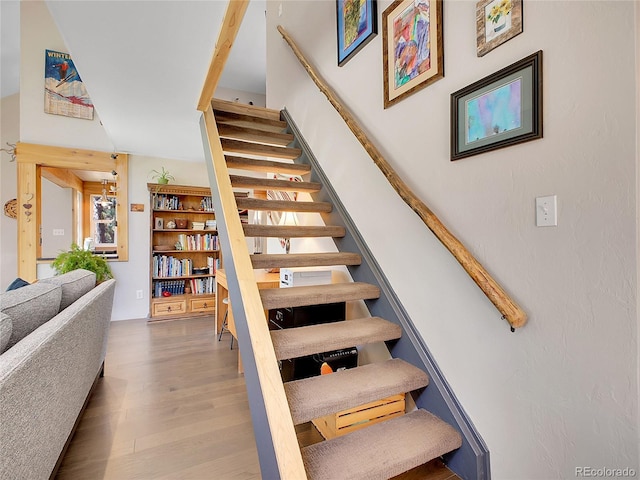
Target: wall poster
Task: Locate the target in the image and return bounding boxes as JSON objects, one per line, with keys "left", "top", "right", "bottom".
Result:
{"left": 44, "top": 49, "right": 94, "bottom": 120}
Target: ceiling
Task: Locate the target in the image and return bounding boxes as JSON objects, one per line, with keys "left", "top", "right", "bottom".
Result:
{"left": 1, "top": 0, "right": 267, "bottom": 163}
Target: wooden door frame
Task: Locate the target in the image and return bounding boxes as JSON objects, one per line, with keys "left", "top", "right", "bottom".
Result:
{"left": 15, "top": 142, "right": 128, "bottom": 281}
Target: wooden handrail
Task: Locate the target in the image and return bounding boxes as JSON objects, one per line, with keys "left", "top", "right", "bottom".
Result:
{"left": 277, "top": 25, "right": 527, "bottom": 329}
{"left": 202, "top": 108, "right": 307, "bottom": 478}
{"left": 197, "top": 0, "right": 250, "bottom": 111}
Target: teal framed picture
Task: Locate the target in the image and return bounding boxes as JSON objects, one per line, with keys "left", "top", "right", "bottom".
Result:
{"left": 337, "top": 0, "right": 377, "bottom": 66}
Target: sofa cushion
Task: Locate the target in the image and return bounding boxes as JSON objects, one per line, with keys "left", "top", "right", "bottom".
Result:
{"left": 6, "top": 278, "right": 30, "bottom": 291}
{"left": 0, "top": 283, "right": 62, "bottom": 349}
{"left": 40, "top": 269, "right": 96, "bottom": 310}
{"left": 0, "top": 313, "right": 11, "bottom": 353}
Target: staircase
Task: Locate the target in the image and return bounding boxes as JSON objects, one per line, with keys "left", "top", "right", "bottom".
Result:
{"left": 206, "top": 98, "right": 465, "bottom": 479}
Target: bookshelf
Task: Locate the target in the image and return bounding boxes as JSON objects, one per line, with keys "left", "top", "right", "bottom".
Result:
{"left": 148, "top": 183, "right": 220, "bottom": 321}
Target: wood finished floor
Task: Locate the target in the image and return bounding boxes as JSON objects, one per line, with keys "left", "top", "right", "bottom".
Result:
{"left": 56, "top": 316, "right": 261, "bottom": 480}
{"left": 57, "top": 316, "right": 459, "bottom": 480}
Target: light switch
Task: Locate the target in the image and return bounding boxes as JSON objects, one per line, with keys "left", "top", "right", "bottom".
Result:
{"left": 53, "top": 229, "right": 65, "bottom": 236}
{"left": 536, "top": 195, "right": 557, "bottom": 227}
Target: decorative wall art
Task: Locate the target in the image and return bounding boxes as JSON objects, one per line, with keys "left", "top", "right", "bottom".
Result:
{"left": 450, "top": 50, "right": 542, "bottom": 161}
{"left": 336, "top": 0, "right": 377, "bottom": 66}
{"left": 382, "top": 0, "right": 443, "bottom": 108}
{"left": 476, "top": 0, "right": 523, "bottom": 57}
{"left": 44, "top": 49, "right": 94, "bottom": 120}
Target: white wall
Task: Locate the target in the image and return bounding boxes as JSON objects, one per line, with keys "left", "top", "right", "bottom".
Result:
{"left": 40, "top": 178, "right": 73, "bottom": 258}
{"left": 215, "top": 86, "right": 266, "bottom": 107}
{"left": 20, "top": 1, "right": 112, "bottom": 151}
{"left": 0, "top": 93, "right": 19, "bottom": 290}
{"left": 267, "top": 1, "right": 638, "bottom": 478}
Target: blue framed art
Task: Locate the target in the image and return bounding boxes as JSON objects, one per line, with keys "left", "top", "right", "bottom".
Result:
{"left": 450, "top": 51, "right": 542, "bottom": 161}
{"left": 336, "top": 0, "right": 377, "bottom": 66}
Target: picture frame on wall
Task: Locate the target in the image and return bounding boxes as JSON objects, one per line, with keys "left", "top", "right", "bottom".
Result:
{"left": 382, "top": 0, "right": 444, "bottom": 109}
{"left": 476, "top": 0, "right": 523, "bottom": 57}
{"left": 336, "top": 0, "right": 377, "bottom": 66}
{"left": 450, "top": 50, "right": 542, "bottom": 161}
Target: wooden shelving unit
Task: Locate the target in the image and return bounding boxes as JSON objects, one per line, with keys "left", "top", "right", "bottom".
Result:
{"left": 148, "top": 183, "right": 219, "bottom": 321}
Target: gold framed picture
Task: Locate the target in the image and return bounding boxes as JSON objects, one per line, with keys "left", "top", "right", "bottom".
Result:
{"left": 382, "top": 0, "right": 444, "bottom": 108}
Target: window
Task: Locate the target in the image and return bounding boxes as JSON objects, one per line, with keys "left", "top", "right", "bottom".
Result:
{"left": 90, "top": 194, "right": 117, "bottom": 247}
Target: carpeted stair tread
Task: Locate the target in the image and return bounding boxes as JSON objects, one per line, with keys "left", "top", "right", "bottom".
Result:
{"left": 250, "top": 252, "right": 361, "bottom": 270}
{"left": 271, "top": 317, "right": 402, "bottom": 360}
{"left": 218, "top": 123, "right": 294, "bottom": 146}
{"left": 284, "top": 358, "right": 428, "bottom": 424}
{"left": 260, "top": 282, "right": 380, "bottom": 310}
{"left": 229, "top": 174, "right": 321, "bottom": 192}
{"left": 225, "top": 155, "right": 311, "bottom": 175}
{"left": 236, "top": 197, "right": 332, "bottom": 213}
{"left": 301, "top": 409, "right": 463, "bottom": 480}
{"left": 221, "top": 138, "right": 302, "bottom": 160}
{"left": 243, "top": 224, "right": 345, "bottom": 239}
{"left": 211, "top": 98, "right": 283, "bottom": 122}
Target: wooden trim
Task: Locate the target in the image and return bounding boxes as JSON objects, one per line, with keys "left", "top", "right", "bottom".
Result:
{"left": 41, "top": 167, "right": 83, "bottom": 191}
{"left": 115, "top": 155, "right": 129, "bottom": 261}
{"left": 16, "top": 142, "right": 117, "bottom": 171}
{"left": 17, "top": 163, "right": 38, "bottom": 281}
{"left": 202, "top": 108, "right": 307, "bottom": 478}
{"left": 16, "top": 143, "right": 129, "bottom": 277}
{"left": 197, "top": 0, "right": 250, "bottom": 111}
{"left": 147, "top": 183, "right": 212, "bottom": 197}
{"left": 277, "top": 25, "right": 527, "bottom": 329}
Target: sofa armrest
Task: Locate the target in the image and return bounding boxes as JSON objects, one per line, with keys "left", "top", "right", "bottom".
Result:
{"left": 0, "top": 279, "right": 115, "bottom": 479}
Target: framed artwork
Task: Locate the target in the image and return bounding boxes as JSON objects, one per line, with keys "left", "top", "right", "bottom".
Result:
{"left": 154, "top": 217, "right": 164, "bottom": 230}
{"left": 336, "top": 0, "right": 377, "bottom": 66}
{"left": 450, "top": 50, "right": 542, "bottom": 161}
{"left": 476, "top": 0, "right": 523, "bottom": 57}
{"left": 44, "top": 49, "right": 94, "bottom": 120}
{"left": 382, "top": 0, "right": 443, "bottom": 109}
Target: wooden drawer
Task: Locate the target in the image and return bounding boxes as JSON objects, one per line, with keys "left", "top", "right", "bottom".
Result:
{"left": 312, "top": 394, "right": 405, "bottom": 440}
{"left": 190, "top": 297, "right": 215, "bottom": 313}
{"left": 152, "top": 299, "right": 187, "bottom": 317}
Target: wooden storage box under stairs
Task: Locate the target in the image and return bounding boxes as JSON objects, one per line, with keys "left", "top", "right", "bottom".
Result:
{"left": 312, "top": 394, "right": 405, "bottom": 440}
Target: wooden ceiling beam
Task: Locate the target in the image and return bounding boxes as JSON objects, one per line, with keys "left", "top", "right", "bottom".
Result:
{"left": 41, "top": 166, "right": 84, "bottom": 191}
{"left": 16, "top": 142, "right": 118, "bottom": 171}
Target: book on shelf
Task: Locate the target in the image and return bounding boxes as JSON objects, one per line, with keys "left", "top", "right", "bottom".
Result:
{"left": 153, "top": 279, "right": 185, "bottom": 298}
{"left": 200, "top": 197, "right": 214, "bottom": 212}
{"left": 176, "top": 233, "right": 218, "bottom": 251}
{"left": 153, "top": 255, "right": 193, "bottom": 277}
{"left": 153, "top": 194, "right": 180, "bottom": 210}
{"left": 189, "top": 276, "right": 215, "bottom": 295}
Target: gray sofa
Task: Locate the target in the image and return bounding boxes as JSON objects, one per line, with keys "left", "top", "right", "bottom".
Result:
{"left": 0, "top": 269, "right": 116, "bottom": 479}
